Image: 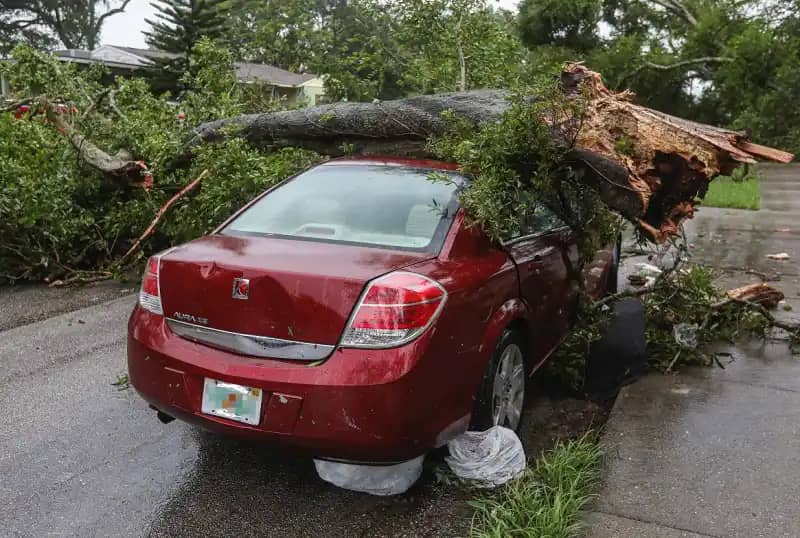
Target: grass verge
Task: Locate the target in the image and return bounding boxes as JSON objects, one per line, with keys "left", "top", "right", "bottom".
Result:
{"left": 469, "top": 433, "right": 603, "bottom": 538}
{"left": 702, "top": 173, "right": 760, "bottom": 210}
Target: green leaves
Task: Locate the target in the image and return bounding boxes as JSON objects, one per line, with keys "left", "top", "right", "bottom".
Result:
{"left": 0, "top": 43, "right": 317, "bottom": 283}
{"left": 164, "top": 142, "right": 319, "bottom": 244}
{"left": 518, "top": 0, "right": 603, "bottom": 53}
{"left": 224, "top": 0, "right": 524, "bottom": 102}
{"left": 469, "top": 434, "right": 603, "bottom": 538}
{"left": 430, "top": 79, "right": 620, "bottom": 267}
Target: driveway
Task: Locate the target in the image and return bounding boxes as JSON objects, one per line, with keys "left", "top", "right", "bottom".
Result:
{"left": 0, "top": 283, "right": 604, "bottom": 537}
{"left": 586, "top": 164, "right": 800, "bottom": 537}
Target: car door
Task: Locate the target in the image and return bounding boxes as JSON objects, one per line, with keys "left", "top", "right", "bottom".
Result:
{"left": 503, "top": 205, "right": 575, "bottom": 361}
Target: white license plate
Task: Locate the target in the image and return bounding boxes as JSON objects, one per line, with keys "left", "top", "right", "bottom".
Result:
{"left": 201, "top": 378, "right": 263, "bottom": 425}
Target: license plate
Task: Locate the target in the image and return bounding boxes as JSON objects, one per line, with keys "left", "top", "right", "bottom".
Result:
{"left": 201, "top": 378, "right": 263, "bottom": 425}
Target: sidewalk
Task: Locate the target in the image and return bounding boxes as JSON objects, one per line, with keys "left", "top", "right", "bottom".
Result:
{"left": 585, "top": 165, "right": 800, "bottom": 537}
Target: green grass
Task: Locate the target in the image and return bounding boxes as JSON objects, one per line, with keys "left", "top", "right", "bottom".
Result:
{"left": 469, "top": 434, "right": 603, "bottom": 538}
{"left": 702, "top": 173, "right": 761, "bottom": 210}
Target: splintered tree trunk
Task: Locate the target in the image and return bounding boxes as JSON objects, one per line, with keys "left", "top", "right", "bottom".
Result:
{"left": 170, "top": 66, "right": 790, "bottom": 240}
{"left": 559, "top": 66, "right": 793, "bottom": 240}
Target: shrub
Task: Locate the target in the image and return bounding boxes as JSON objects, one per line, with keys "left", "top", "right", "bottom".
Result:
{"left": 0, "top": 42, "right": 316, "bottom": 284}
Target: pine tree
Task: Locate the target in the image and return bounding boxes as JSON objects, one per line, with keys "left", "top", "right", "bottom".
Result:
{"left": 143, "top": 0, "right": 228, "bottom": 91}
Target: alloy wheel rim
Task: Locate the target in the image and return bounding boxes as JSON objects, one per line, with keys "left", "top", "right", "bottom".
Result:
{"left": 491, "top": 343, "right": 525, "bottom": 430}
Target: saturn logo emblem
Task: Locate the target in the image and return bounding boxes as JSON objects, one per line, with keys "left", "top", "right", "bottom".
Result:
{"left": 232, "top": 277, "right": 250, "bottom": 300}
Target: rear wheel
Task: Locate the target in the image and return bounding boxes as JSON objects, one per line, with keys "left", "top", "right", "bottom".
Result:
{"left": 471, "top": 330, "right": 527, "bottom": 431}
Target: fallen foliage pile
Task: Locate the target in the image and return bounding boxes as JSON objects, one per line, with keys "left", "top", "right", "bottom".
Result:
{"left": 0, "top": 43, "right": 319, "bottom": 284}
{"left": 547, "top": 242, "right": 800, "bottom": 390}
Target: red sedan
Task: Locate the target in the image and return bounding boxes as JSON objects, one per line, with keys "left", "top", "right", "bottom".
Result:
{"left": 128, "top": 157, "right": 617, "bottom": 463}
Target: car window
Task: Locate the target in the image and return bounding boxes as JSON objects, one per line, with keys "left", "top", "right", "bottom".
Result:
{"left": 524, "top": 204, "right": 566, "bottom": 234}
{"left": 504, "top": 202, "right": 567, "bottom": 242}
{"left": 222, "top": 164, "right": 463, "bottom": 253}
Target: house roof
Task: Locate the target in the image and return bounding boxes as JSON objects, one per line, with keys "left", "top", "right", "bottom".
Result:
{"left": 235, "top": 61, "right": 316, "bottom": 87}
{"left": 53, "top": 45, "right": 320, "bottom": 88}
{"left": 113, "top": 46, "right": 179, "bottom": 61}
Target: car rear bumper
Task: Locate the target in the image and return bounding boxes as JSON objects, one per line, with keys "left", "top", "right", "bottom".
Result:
{"left": 127, "top": 306, "right": 456, "bottom": 463}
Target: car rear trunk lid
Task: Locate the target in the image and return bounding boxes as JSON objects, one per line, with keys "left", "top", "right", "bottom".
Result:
{"left": 158, "top": 234, "right": 433, "bottom": 357}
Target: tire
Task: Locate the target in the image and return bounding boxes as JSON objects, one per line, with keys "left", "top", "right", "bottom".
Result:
{"left": 606, "top": 234, "right": 622, "bottom": 295}
{"left": 470, "top": 330, "right": 527, "bottom": 432}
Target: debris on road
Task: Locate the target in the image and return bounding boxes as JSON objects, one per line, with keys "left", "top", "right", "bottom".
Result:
{"left": 634, "top": 262, "right": 663, "bottom": 276}
{"left": 445, "top": 426, "right": 526, "bottom": 488}
{"left": 726, "top": 283, "right": 785, "bottom": 309}
{"left": 313, "top": 455, "right": 425, "bottom": 496}
{"left": 673, "top": 323, "right": 700, "bottom": 349}
{"left": 628, "top": 274, "right": 648, "bottom": 286}
{"left": 629, "top": 262, "right": 662, "bottom": 287}
{"left": 767, "top": 252, "right": 791, "bottom": 261}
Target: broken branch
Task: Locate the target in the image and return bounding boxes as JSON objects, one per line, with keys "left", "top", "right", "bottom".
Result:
{"left": 624, "top": 57, "right": 735, "bottom": 83}
{"left": 118, "top": 169, "right": 209, "bottom": 266}
{"left": 39, "top": 97, "right": 148, "bottom": 187}
{"left": 725, "top": 283, "right": 785, "bottom": 309}
{"left": 48, "top": 270, "right": 113, "bottom": 288}
{"left": 718, "top": 297, "right": 799, "bottom": 335}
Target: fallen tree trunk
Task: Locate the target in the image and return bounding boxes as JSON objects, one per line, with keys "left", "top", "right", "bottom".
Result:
{"left": 40, "top": 98, "right": 151, "bottom": 188}
{"left": 180, "top": 64, "right": 793, "bottom": 242}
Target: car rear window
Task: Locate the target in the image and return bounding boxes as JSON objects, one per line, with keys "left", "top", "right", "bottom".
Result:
{"left": 221, "top": 163, "right": 462, "bottom": 252}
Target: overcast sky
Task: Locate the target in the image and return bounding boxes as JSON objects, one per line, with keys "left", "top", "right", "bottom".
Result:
{"left": 100, "top": 0, "right": 520, "bottom": 48}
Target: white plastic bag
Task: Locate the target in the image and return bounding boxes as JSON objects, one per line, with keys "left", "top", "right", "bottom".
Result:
{"left": 673, "top": 322, "right": 699, "bottom": 349}
{"left": 445, "top": 426, "right": 526, "bottom": 488}
{"left": 314, "top": 455, "right": 425, "bottom": 496}
{"left": 634, "top": 262, "right": 663, "bottom": 276}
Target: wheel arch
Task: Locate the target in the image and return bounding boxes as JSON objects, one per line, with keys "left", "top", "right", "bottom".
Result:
{"left": 478, "top": 297, "right": 530, "bottom": 366}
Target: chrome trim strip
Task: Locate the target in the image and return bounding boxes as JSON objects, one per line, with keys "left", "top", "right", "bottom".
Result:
{"left": 166, "top": 319, "right": 334, "bottom": 361}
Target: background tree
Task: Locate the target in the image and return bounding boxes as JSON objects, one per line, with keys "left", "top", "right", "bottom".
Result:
{"left": 390, "top": 0, "right": 523, "bottom": 95}
{"left": 143, "top": 0, "right": 228, "bottom": 91}
{"left": 0, "top": 9, "right": 56, "bottom": 56}
{"left": 518, "top": 0, "right": 602, "bottom": 53}
{"left": 225, "top": 0, "right": 323, "bottom": 72}
{"left": 515, "top": 0, "right": 800, "bottom": 153}
{"left": 0, "top": 0, "right": 132, "bottom": 53}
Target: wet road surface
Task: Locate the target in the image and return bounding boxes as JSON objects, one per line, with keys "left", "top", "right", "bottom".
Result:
{"left": 587, "top": 164, "right": 800, "bottom": 537}
{"left": 0, "top": 288, "right": 604, "bottom": 537}
{"left": 590, "top": 340, "right": 800, "bottom": 538}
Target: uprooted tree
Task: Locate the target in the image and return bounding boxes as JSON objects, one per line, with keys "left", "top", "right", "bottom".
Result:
{"left": 177, "top": 64, "right": 792, "bottom": 243}
{"left": 5, "top": 52, "right": 799, "bottom": 381}
{"left": 59, "top": 64, "right": 792, "bottom": 244}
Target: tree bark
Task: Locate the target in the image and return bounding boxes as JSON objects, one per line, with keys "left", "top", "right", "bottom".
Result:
{"left": 41, "top": 98, "right": 149, "bottom": 187}
{"left": 179, "top": 64, "right": 792, "bottom": 242}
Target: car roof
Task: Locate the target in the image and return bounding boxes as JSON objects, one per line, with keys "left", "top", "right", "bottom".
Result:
{"left": 322, "top": 156, "right": 460, "bottom": 171}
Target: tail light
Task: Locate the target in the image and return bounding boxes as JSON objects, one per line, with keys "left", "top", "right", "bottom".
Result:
{"left": 341, "top": 271, "right": 446, "bottom": 348}
{"left": 139, "top": 255, "right": 163, "bottom": 315}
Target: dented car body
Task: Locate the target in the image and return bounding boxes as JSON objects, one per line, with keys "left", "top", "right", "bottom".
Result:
{"left": 127, "top": 157, "right": 617, "bottom": 463}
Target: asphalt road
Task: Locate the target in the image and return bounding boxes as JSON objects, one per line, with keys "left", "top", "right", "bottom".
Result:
{"left": 0, "top": 284, "right": 605, "bottom": 537}
{"left": 0, "top": 291, "right": 464, "bottom": 537}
